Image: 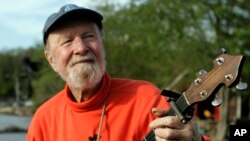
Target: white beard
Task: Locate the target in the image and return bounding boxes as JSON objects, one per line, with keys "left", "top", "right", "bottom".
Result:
{"left": 68, "top": 60, "right": 103, "bottom": 89}
{"left": 57, "top": 52, "right": 106, "bottom": 90}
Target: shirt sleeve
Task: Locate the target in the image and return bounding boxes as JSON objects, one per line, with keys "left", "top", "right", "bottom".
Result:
{"left": 26, "top": 114, "right": 44, "bottom": 141}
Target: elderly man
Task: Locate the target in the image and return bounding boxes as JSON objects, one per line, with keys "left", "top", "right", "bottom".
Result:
{"left": 27, "top": 4, "right": 208, "bottom": 141}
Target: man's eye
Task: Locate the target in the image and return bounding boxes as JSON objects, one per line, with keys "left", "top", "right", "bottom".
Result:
{"left": 61, "top": 40, "right": 72, "bottom": 45}
{"left": 84, "top": 34, "right": 95, "bottom": 39}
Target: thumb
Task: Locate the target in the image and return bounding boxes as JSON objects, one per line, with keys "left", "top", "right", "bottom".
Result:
{"left": 151, "top": 108, "right": 168, "bottom": 117}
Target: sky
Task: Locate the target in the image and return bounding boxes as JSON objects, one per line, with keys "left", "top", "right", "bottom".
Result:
{"left": 0, "top": 0, "right": 128, "bottom": 51}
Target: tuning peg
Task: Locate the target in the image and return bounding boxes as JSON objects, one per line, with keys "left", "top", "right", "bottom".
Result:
{"left": 211, "top": 95, "right": 223, "bottom": 106}
{"left": 220, "top": 48, "right": 227, "bottom": 54}
{"left": 236, "top": 79, "right": 248, "bottom": 90}
{"left": 198, "top": 69, "right": 207, "bottom": 76}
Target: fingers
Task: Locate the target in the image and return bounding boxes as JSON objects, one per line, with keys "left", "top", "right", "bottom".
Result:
{"left": 154, "top": 127, "right": 180, "bottom": 140}
{"left": 151, "top": 108, "right": 168, "bottom": 117}
{"left": 149, "top": 116, "right": 184, "bottom": 129}
{"left": 154, "top": 127, "right": 194, "bottom": 140}
{"left": 150, "top": 108, "right": 198, "bottom": 141}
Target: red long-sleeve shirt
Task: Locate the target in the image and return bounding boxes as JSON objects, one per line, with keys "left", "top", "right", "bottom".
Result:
{"left": 26, "top": 73, "right": 211, "bottom": 141}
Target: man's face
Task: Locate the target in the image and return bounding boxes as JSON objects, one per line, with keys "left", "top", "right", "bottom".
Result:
{"left": 45, "top": 20, "right": 106, "bottom": 89}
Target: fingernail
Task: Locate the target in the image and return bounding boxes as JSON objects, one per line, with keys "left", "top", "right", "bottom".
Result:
{"left": 151, "top": 108, "right": 157, "bottom": 114}
{"left": 149, "top": 122, "right": 153, "bottom": 127}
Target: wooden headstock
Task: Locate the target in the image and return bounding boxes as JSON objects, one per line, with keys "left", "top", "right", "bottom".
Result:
{"left": 143, "top": 52, "right": 245, "bottom": 141}
{"left": 183, "top": 53, "right": 245, "bottom": 105}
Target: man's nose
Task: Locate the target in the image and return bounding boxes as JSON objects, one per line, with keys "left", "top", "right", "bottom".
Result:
{"left": 73, "top": 37, "right": 89, "bottom": 54}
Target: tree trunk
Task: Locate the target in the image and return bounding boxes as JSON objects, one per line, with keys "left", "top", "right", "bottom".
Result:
{"left": 214, "top": 87, "right": 230, "bottom": 141}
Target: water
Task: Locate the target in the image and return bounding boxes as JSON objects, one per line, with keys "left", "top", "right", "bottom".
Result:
{"left": 0, "top": 114, "right": 32, "bottom": 141}
{"left": 0, "top": 133, "right": 27, "bottom": 141}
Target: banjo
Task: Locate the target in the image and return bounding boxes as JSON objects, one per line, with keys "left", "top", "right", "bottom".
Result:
{"left": 143, "top": 51, "right": 246, "bottom": 141}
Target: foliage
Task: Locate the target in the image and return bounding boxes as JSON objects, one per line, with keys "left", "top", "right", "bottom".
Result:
{"left": 102, "top": 0, "right": 250, "bottom": 92}
{"left": 0, "top": 0, "right": 249, "bottom": 108}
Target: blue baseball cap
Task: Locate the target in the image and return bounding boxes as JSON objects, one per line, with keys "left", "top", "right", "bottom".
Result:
{"left": 43, "top": 4, "right": 103, "bottom": 45}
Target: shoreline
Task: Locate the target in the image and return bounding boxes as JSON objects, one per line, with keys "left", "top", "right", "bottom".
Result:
{"left": 0, "top": 106, "right": 34, "bottom": 116}
{"left": 0, "top": 125, "right": 27, "bottom": 133}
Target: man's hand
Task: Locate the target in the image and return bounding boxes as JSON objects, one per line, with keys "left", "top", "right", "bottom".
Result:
{"left": 149, "top": 108, "right": 202, "bottom": 141}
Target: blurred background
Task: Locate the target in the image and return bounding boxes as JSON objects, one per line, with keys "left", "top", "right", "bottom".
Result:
{"left": 0, "top": 0, "right": 249, "bottom": 141}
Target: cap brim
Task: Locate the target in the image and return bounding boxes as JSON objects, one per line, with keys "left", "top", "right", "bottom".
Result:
{"left": 43, "top": 8, "right": 103, "bottom": 44}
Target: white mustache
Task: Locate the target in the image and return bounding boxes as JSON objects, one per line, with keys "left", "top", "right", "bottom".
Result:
{"left": 68, "top": 53, "right": 96, "bottom": 67}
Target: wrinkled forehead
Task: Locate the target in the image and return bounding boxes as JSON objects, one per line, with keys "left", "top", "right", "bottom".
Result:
{"left": 46, "top": 21, "right": 98, "bottom": 46}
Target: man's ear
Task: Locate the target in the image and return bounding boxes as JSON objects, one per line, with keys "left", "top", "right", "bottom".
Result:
{"left": 44, "top": 50, "right": 58, "bottom": 72}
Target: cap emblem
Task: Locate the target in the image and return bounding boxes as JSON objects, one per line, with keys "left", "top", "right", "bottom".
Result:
{"left": 63, "top": 4, "right": 78, "bottom": 12}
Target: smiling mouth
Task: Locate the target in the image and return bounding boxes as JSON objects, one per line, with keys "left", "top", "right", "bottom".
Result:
{"left": 72, "top": 58, "right": 95, "bottom": 66}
